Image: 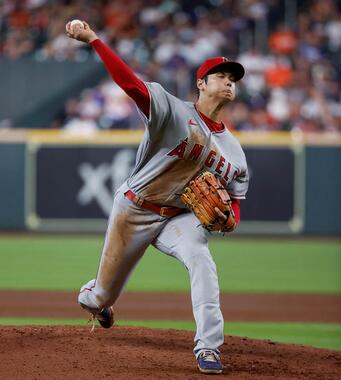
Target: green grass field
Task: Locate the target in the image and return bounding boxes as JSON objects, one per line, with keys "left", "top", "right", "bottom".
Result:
{"left": 1, "top": 235, "right": 340, "bottom": 350}
{"left": 1, "top": 236, "right": 340, "bottom": 292}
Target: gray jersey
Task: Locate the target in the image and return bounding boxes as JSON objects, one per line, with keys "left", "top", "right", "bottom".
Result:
{"left": 127, "top": 82, "right": 249, "bottom": 208}
{"left": 80, "top": 80, "right": 244, "bottom": 358}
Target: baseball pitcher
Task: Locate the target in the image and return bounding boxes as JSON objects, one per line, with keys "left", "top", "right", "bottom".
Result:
{"left": 66, "top": 20, "right": 249, "bottom": 375}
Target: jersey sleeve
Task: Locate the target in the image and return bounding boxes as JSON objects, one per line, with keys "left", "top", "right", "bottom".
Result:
{"left": 227, "top": 165, "right": 249, "bottom": 200}
{"left": 137, "top": 82, "right": 173, "bottom": 138}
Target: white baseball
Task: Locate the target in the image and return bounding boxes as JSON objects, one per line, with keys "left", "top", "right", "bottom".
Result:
{"left": 70, "top": 19, "right": 84, "bottom": 30}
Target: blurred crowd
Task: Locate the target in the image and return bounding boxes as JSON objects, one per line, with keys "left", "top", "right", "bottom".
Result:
{"left": 0, "top": 0, "right": 340, "bottom": 132}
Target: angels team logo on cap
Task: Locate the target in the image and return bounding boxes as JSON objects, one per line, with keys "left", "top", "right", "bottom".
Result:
{"left": 197, "top": 57, "right": 245, "bottom": 81}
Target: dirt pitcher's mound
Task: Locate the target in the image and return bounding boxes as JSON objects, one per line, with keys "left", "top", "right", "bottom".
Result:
{"left": 1, "top": 326, "right": 340, "bottom": 380}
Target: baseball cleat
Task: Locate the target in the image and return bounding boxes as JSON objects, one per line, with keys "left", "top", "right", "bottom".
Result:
{"left": 96, "top": 306, "right": 114, "bottom": 329}
{"left": 78, "top": 279, "right": 114, "bottom": 329}
{"left": 197, "top": 350, "right": 223, "bottom": 374}
{"left": 80, "top": 302, "right": 114, "bottom": 330}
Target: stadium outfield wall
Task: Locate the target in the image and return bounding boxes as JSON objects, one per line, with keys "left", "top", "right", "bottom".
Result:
{"left": 0, "top": 130, "right": 340, "bottom": 235}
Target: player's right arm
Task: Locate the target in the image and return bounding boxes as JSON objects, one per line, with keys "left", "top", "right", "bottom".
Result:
{"left": 65, "top": 21, "right": 150, "bottom": 118}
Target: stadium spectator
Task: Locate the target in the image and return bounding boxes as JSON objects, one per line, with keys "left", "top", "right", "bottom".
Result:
{"left": 0, "top": 0, "right": 339, "bottom": 131}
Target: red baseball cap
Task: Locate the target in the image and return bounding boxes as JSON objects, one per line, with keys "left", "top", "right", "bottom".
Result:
{"left": 197, "top": 57, "right": 245, "bottom": 81}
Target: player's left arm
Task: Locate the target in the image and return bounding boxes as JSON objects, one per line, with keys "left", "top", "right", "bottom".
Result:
{"left": 227, "top": 166, "right": 249, "bottom": 228}
{"left": 231, "top": 198, "right": 241, "bottom": 225}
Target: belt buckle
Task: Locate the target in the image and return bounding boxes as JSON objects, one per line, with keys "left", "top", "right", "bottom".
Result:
{"left": 160, "top": 207, "right": 168, "bottom": 217}
{"left": 134, "top": 195, "right": 144, "bottom": 207}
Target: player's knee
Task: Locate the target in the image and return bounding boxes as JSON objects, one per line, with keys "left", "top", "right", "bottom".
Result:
{"left": 185, "top": 249, "right": 217, "bottom": 274}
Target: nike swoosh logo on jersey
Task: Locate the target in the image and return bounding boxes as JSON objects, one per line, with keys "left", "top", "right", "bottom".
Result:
{"left": 188, "top": 119, "right": 198, "bottom": 126}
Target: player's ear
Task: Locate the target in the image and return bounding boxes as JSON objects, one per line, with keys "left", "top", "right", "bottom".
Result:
{"left": 197, "top": 78, "right": 205, "bottom": 91}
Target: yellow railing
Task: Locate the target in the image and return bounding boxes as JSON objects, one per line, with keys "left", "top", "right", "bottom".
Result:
{"left": 0, "top": 129, "right": 341, "bottom": 146}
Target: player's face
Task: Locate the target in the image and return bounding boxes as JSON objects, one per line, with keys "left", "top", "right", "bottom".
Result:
{"left": 199, "top": 71, "right": 236, "bottom": 102}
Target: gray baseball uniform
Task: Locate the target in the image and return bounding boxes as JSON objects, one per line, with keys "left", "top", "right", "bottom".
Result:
{"left": 79, "top": 82, "right": 249, "bottom": 357}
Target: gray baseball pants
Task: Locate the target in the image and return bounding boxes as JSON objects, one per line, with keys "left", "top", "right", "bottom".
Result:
{"left": 78, "top": 184, "right": 224, "bottom": 356}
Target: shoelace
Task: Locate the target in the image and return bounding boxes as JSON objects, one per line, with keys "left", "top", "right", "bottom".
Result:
{"left": 87, "top": 308, "right": 111, "bottom": 332}
{"left": 87, "top": 314, "right": 96, "bottom": 333}
{"left": 201, "top": 351, "right": 220, "bottom": 363}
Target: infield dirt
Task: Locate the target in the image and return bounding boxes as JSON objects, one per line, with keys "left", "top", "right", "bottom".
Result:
{"left": 2, "top": 290, "right": 341, "bottom": 322}
{"left": 1, "top": 325, "right": 340, "bottom": 379}
{"left": 1, "top": 291, "right": 341, "bottom": 379}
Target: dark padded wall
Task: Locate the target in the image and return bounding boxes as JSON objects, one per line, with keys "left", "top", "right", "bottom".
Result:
{"left": 0, "top": 144, "right": 25, "bottom": 229}
{"left": 305, "top": 147, "right": 341, "bottom": 234}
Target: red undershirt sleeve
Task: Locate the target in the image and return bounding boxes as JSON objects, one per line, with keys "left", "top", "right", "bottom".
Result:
{"left": 231, "top": 198, "right": 241, "bottom": 225}
{"left": 90, "top": 39, "right": 150, "bottom": 118}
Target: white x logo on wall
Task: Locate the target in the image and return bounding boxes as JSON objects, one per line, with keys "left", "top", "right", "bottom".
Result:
{"left": 77, "top": 149, "right": 136, "bottom": 215}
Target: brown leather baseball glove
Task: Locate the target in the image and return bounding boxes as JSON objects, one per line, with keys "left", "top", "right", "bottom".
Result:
{"left": 181, "top": 171, "right": 237, "bottom": 233}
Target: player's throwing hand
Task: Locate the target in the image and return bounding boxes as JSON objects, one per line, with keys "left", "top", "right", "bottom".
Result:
{"left": 65, "top": 21, "right": 98, "bottom": 44}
